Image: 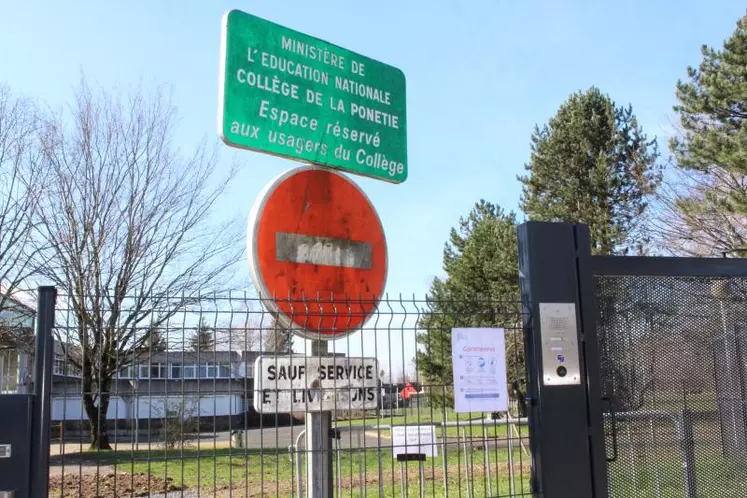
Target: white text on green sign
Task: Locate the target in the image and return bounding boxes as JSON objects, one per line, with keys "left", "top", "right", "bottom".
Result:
{"left": 219, "top": 10, "right": 407, "bottom": 183}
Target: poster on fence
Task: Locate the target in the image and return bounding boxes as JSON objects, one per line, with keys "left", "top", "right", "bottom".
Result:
{"left": 451, "top": 328, "right": 508, "bottom": 413}
{"left": 392, "top": 425, "right": 437, "bottom": 458}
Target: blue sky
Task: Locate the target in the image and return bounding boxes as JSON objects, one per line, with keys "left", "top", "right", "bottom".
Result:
{"left": 2, "top": 1, "right": 744, "bottom": 374}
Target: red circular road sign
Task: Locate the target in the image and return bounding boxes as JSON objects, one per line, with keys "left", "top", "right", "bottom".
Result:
{"left": 247, "top": 166, "right": 388, "bottom": 340}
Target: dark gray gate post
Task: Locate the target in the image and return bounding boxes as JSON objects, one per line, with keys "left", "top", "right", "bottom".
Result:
{"left": 517, "top": 222, "right": 608, "bottom": 497}
{"left": 30, "top": 286, "right": 56, "bottom": 498}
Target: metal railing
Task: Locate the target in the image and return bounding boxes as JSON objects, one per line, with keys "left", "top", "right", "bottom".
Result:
{"left": 288, "top": 416, "right": 529, "bottom": 498}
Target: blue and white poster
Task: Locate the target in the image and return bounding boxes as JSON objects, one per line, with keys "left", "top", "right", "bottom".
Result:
{"left": 451, "top": 328, "right": 509, "bottom": 413}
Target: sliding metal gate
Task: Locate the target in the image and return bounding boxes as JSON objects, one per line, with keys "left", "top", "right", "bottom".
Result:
{"left": 518, "top": 222, "right": 747, "bottom": 498}
{"left": 592, "top": 256, "right": 747, "bottom": 497}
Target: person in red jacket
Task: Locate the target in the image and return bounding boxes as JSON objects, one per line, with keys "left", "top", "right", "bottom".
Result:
{"left": 400, "top": 382, "right": 418, "bottom": 404}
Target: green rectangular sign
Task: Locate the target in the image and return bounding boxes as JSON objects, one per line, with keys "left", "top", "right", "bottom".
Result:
{"left": 219, "top": 10, "right": 407, "bottom": 183}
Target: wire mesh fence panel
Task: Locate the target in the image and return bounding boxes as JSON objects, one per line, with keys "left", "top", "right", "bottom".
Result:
{"left": 25, "top": 291, "right": 532, "bottom": 497}
{"left": 596, "top": 275, "right": 747, "bottom": 498}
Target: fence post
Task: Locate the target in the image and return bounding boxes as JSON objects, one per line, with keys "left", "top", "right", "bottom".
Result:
{"left": 296, "top": 445, "right": 304, "bottom": 498}
{"left": 711, "top": 281, "right": 747, "bottom": 458}
{"left": 676, "top": 409, "right": 697, "bottom": 498}
{"left": 483, "top": 430, "right": 492, "bottom": 497}
{"left": 461, "top": 427, "right": 471, "bottom": 498}
{"left": 517, "top": 222, "right": 608, "bottom": 497}
{"left": 507, "top": 419, "right": 516, "bottom": 496}
{"left": 30, "top": 286, "right": 56, "bottom": 498}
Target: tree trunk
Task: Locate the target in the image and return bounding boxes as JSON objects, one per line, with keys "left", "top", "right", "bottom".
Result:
{"left": 512, "top": 380, "right": 527, "bottom": 417}
{"left": 84, "top": 391, "right": 111, "bottom": 450}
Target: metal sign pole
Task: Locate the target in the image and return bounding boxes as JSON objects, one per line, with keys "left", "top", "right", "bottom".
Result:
{"left": 306, "top": 340, "right": 333, "bottom": 498}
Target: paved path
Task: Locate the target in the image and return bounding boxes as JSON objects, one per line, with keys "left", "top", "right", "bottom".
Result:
{"left": 239, "top": 425, "right": 387, "bottom": 450}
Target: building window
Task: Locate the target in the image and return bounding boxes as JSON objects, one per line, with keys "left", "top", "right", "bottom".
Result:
{"left": 150, "top": 363, "right": 167, "bottom": 379}
{"left": 183, "top": 364, "right": 196, "bottom": 379}
{"left": 170, "top": 363, "right": 181, "bottom": 379}
{"left": 118, "top": 365, "right": 134, "bottom": 379}
{"left": 138, "top": 364, "right": 150, "bottom": 379}
{"left": 246, "top": 364, "right": 254, "bottom": 378}
{"left": 193, "top": 362, "right": 232, "bottom": 379}
{"left": 53, "top": 356, "right": 81, "bottom": 377}
{"left": 53, "top": 357, "right": 65, "bottom": 376}
{"left": 218, "top": 363, "right": 231, "bottom": 378}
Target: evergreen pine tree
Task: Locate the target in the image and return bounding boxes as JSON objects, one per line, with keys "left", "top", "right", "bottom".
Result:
{"left": 664, "top": 14, "right": 747, "bottom": 255}
{"left": 518, "top": 87, "right": 661, "bottom": 255}
{"left": 415, "top": 201, "right": 524, "bottom": 412}
{"left": 146, "top": 327, "right": 167, "bottom": 352}
{"left": 188, "top": 319, "right": 215, "bottom": 352}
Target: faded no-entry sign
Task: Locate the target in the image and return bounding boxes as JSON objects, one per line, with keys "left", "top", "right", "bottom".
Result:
{"left": 218, "top": 10, "right": 407, "bottom": 183}
{"left": 247, "top": 166, "right": 387, "bottom": 339}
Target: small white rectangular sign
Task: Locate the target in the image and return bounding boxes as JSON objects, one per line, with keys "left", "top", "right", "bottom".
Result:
{"left": 253, "top": 356, "right": 379, "bottom": 413}
{"left": 391, "top": 425, "right": 437, "bottom": 458}
{"left": 451, "top": 328, "right": 509, "bottom": 413}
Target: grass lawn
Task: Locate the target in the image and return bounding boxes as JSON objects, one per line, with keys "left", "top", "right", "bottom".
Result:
{"left": 609, "top": 453, "right": 747, "bottom": 497}
{"left": 53, "top": 445, "right": 532, "bottom": 497}
{"left": 638, "top": 391, "right": 718, "bottom": 414}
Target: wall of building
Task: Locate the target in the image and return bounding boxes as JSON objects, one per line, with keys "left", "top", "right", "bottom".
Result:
{"left": 109, "top": 378, "right": 252, "bottom": 395}
{"left": 135, "top": 394, "right": 244, "bottom": 419}
{"left": 50, "top": 394, "right": 245, "bottom": 421}
{"left": 51, "top": 395, "right": 129, "bottom": 421}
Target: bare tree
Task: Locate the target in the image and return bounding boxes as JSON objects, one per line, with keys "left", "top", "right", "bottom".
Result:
{"left": 214, "top": 324, "right": 259, "bottom": 353}
{"left": 394, "top": 358, "right": 418, "bottom": 385}
{"left": 214, "top": 300, "right": 260, "bottom": 352}
{"left": 651, "top": 167, "right": 747, "bottom": 257}
{"left": 32, "top": 81, "right": 242, "bottom": 449}
{"left": 0, "top": 85, "right": 43, "bottom": 343}
{"left": 395, "top": 374, "right": 412, "bottom": 385}
{"left": 262, "top": 313, "right": 293, "bottom": 353}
